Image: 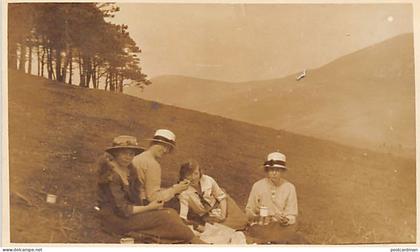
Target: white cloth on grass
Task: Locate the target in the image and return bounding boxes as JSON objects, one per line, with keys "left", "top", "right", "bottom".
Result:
{"left": 199, "top": 223, "right": 246, "bottom": 244}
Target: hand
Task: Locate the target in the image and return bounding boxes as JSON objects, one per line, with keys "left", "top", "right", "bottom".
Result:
{"left": 172, "top": 180, "right": 190, "bottom": 193}
{"left": 195, "top": 225, "right": 205, "bottom": 233}
{"left": 214, "top": 212, "right": 226, "bottom": 222}
{"left": 205, "top": 216, "right": 220, "bottom": 224}
{"left": 279, "top": 217, "right": 289, "bottom": 225}
{"left": 248, "top": 215, "right": 260, "bottom": 223}
{"left": 215, "top": 215, "right": 225, "bottom": 222}
{"left": 180, "top": 179, "right": 191, "bottom": 187}
{"left": 274, "top": 213, "right": 289, "bottom": 225}
{"left": 209, "top": 209, "right": 225, "bottom": 221}
{"left": 219, "top": 212, "right": 227, "bottom": 221}
{"left": 148, "top": 200, "right": 164, "bottom": 210}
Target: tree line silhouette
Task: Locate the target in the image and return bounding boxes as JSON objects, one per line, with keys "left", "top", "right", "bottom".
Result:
{"left": 8, "top": 3, "right": 150, "bottom": 92}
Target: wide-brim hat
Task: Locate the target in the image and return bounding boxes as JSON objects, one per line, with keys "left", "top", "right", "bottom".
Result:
{"left": 105, "top": 135, "right": 145, "bottom": 155}
{"left": 146, "top": 129, "right": 176, "bottom": 148}
{"left": 263, "top": 151, "right": 287, "bottom": 169}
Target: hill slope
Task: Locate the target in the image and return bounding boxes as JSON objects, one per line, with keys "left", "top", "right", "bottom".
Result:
{"left": 125, "top": 75, "right": 253, "bottom": 108}
{"left": 8, "top": 70, "right": 416, "bottom": 244}
{"left": 127, "top": 33, "right": 415, "bottom": 158}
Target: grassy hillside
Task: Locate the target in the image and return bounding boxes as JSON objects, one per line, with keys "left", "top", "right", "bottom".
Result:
{"left": 8, "top": 70, "right": 416, "bottom": 244}
{"left": 125, "top": 75, "right": 252, "bottom": 108}
{"left": 128, "top": 33, "right": 415, "bottom": 158}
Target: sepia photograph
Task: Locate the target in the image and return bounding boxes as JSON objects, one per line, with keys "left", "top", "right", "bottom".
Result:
{"left": 2, "top": 0, "right": 418, "bottom": 247}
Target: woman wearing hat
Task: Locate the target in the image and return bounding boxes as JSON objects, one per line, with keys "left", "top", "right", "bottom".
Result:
{"left": 96, "top": 135, "right": 205, "bottom": 243}
{"left": 245, "top": 152, "right": 307, "bottom": 244}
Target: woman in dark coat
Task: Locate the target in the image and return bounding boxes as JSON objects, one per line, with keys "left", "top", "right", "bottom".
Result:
{"left": 96, "top": 135, "right": 205, "bottom": 244}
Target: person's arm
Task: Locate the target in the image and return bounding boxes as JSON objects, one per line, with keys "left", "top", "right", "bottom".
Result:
{"left": 149, "top": 182, "right": 189, "bottom": 202}
{"left": 132, "top": 200, "right": 164, "bottom": 214}
{"left": 108, "top": 173, "right": 164, "bottom": 217}
{"left": 178, "top": 193, "right": 190, "bottom": 221}
{"left": 108, "top": 175, "right": 136, "bottom": 218}
{"left": 142, "top": 161, "right": 189, "bottom": 202}
{"left": 208, "top": 176, "right": 227, "bottom": 220}
{"left": 245, "top": 184, "right": 260, "bottom": 222}
{"left": 209, "top": 176, "right": 227, "bottom": 202}
{"left": 218, "top": 198, "right": 227, "bottom": 220}
{"left": 133, "top": 158, "right": 173, "bottom": 202}
{"left": 178, "top": 194, "right": 204, "bottom": 228}
{"left": 283, "top": 185, "right": 298, "bottom": 225}
{"left": 131, "top": 205, "right": 151, "bottom": 214}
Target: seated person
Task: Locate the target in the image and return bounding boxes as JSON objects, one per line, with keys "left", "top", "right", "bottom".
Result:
{"left": 245, "top": 152, "right": 307, "bottom": 244}
{"left": 177, "top": 159, "right": 248, "bottom": 230}
{"left": 96, "top": 135, "right": 205, "bottom": 244}
{"left": 132, "top": 129, "right": 190, "bottom": 203}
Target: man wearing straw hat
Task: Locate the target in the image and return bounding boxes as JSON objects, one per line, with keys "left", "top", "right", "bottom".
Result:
{"left": 245, "top": 151, "right": 307, "bottom": 244}
{"left": 132, "top": 129, "right": 190, "bottom": 203}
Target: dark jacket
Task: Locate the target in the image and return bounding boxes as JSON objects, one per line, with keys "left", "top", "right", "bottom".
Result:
{"left": 97, "top": 153, "right": 144, "bottom": 218}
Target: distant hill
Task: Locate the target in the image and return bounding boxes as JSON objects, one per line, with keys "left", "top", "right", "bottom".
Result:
{"left": 9, "top": 70, "right": 415, "bottom": 244}
{"left": 125, "top": 75, "right": 255, "bottom": 108}
{"left": 126, "top": 33, "right": 415, "bottom": 158}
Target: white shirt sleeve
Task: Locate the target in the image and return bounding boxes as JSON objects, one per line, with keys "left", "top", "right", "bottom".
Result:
{"left": 178, "top": 193, "right": 190, "bottom": 220}
{"left": 245, "top": 183, "right": 259, "bottom": 218}
{"left": 209, "top": 176, "right": 226, "bottom": 202}
{"left": 284, "top": 184, "right": 298, "bottom": 225}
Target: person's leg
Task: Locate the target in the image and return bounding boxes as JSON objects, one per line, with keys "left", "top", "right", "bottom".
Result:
{"left": 187, "top": 210, "right": 206, "bottom": 225}
{"left": 118, "top": 208, "right": 196, "bottom": 243}
{"left": 163, "top": 197, "right": 180, "bottom": 212}
{"left": 270, "top": 224, "right": 299, "bottom": 244}
{"left": 245, "top": 223, "right": 277, "bottom": 244}
{"left": 281, "top": 230, "right": 309, "bottom": 244}
{"left": 98, "top": 208, "right": 127, "bottom": 235}
{"left": 269, "top": 222, "right": 309, "bottom": 244}
{"left": 254, "top": 223, "right": 307, "bottom": 244}
{"left": 221, "top": 195, "right": 248, "bottom": 230}
{"left": 189, "top": 236, "right": 208, "bottom": 244}
{"left": 157, "top": 209, "right": 207, "bottom": 244}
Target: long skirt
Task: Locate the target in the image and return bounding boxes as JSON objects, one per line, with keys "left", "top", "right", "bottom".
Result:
{"left": 245, "top": 222, "right": 308, "bottom": 244}
{"left": 99, "top": 207, "right": 195, "bottom": 243}
{"left": 203, "top": 195, "right": 248, "bottom": 230}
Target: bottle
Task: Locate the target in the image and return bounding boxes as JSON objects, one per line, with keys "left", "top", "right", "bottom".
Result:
{"left": 259, "top": 206, "right": 268, "bottom": 225}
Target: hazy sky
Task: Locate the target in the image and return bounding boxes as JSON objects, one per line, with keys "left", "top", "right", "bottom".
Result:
{"left": 112, "top": 3, "right": 413, "bottom": 82}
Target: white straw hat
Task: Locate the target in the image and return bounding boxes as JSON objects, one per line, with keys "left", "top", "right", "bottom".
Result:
{"left": 264, "top": 152, "right": 287, "bottom": 169}
{"left": 147, "top": 129, "right": 176, "bottom": 148}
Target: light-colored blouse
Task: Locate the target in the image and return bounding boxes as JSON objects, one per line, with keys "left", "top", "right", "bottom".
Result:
{"left": 178, "top": 175, "right": 226, "bottom": 220}
{"left": 245, "top": 178, "right": 298, "bottom": 225}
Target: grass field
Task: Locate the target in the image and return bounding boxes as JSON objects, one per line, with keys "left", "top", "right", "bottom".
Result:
{"left": 8, "top": 70, "right": 416, "bottom": 244}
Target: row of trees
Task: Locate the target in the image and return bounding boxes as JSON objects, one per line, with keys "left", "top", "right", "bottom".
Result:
{"left": 8, "top": 3, "right": 150, "bottom": 92}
